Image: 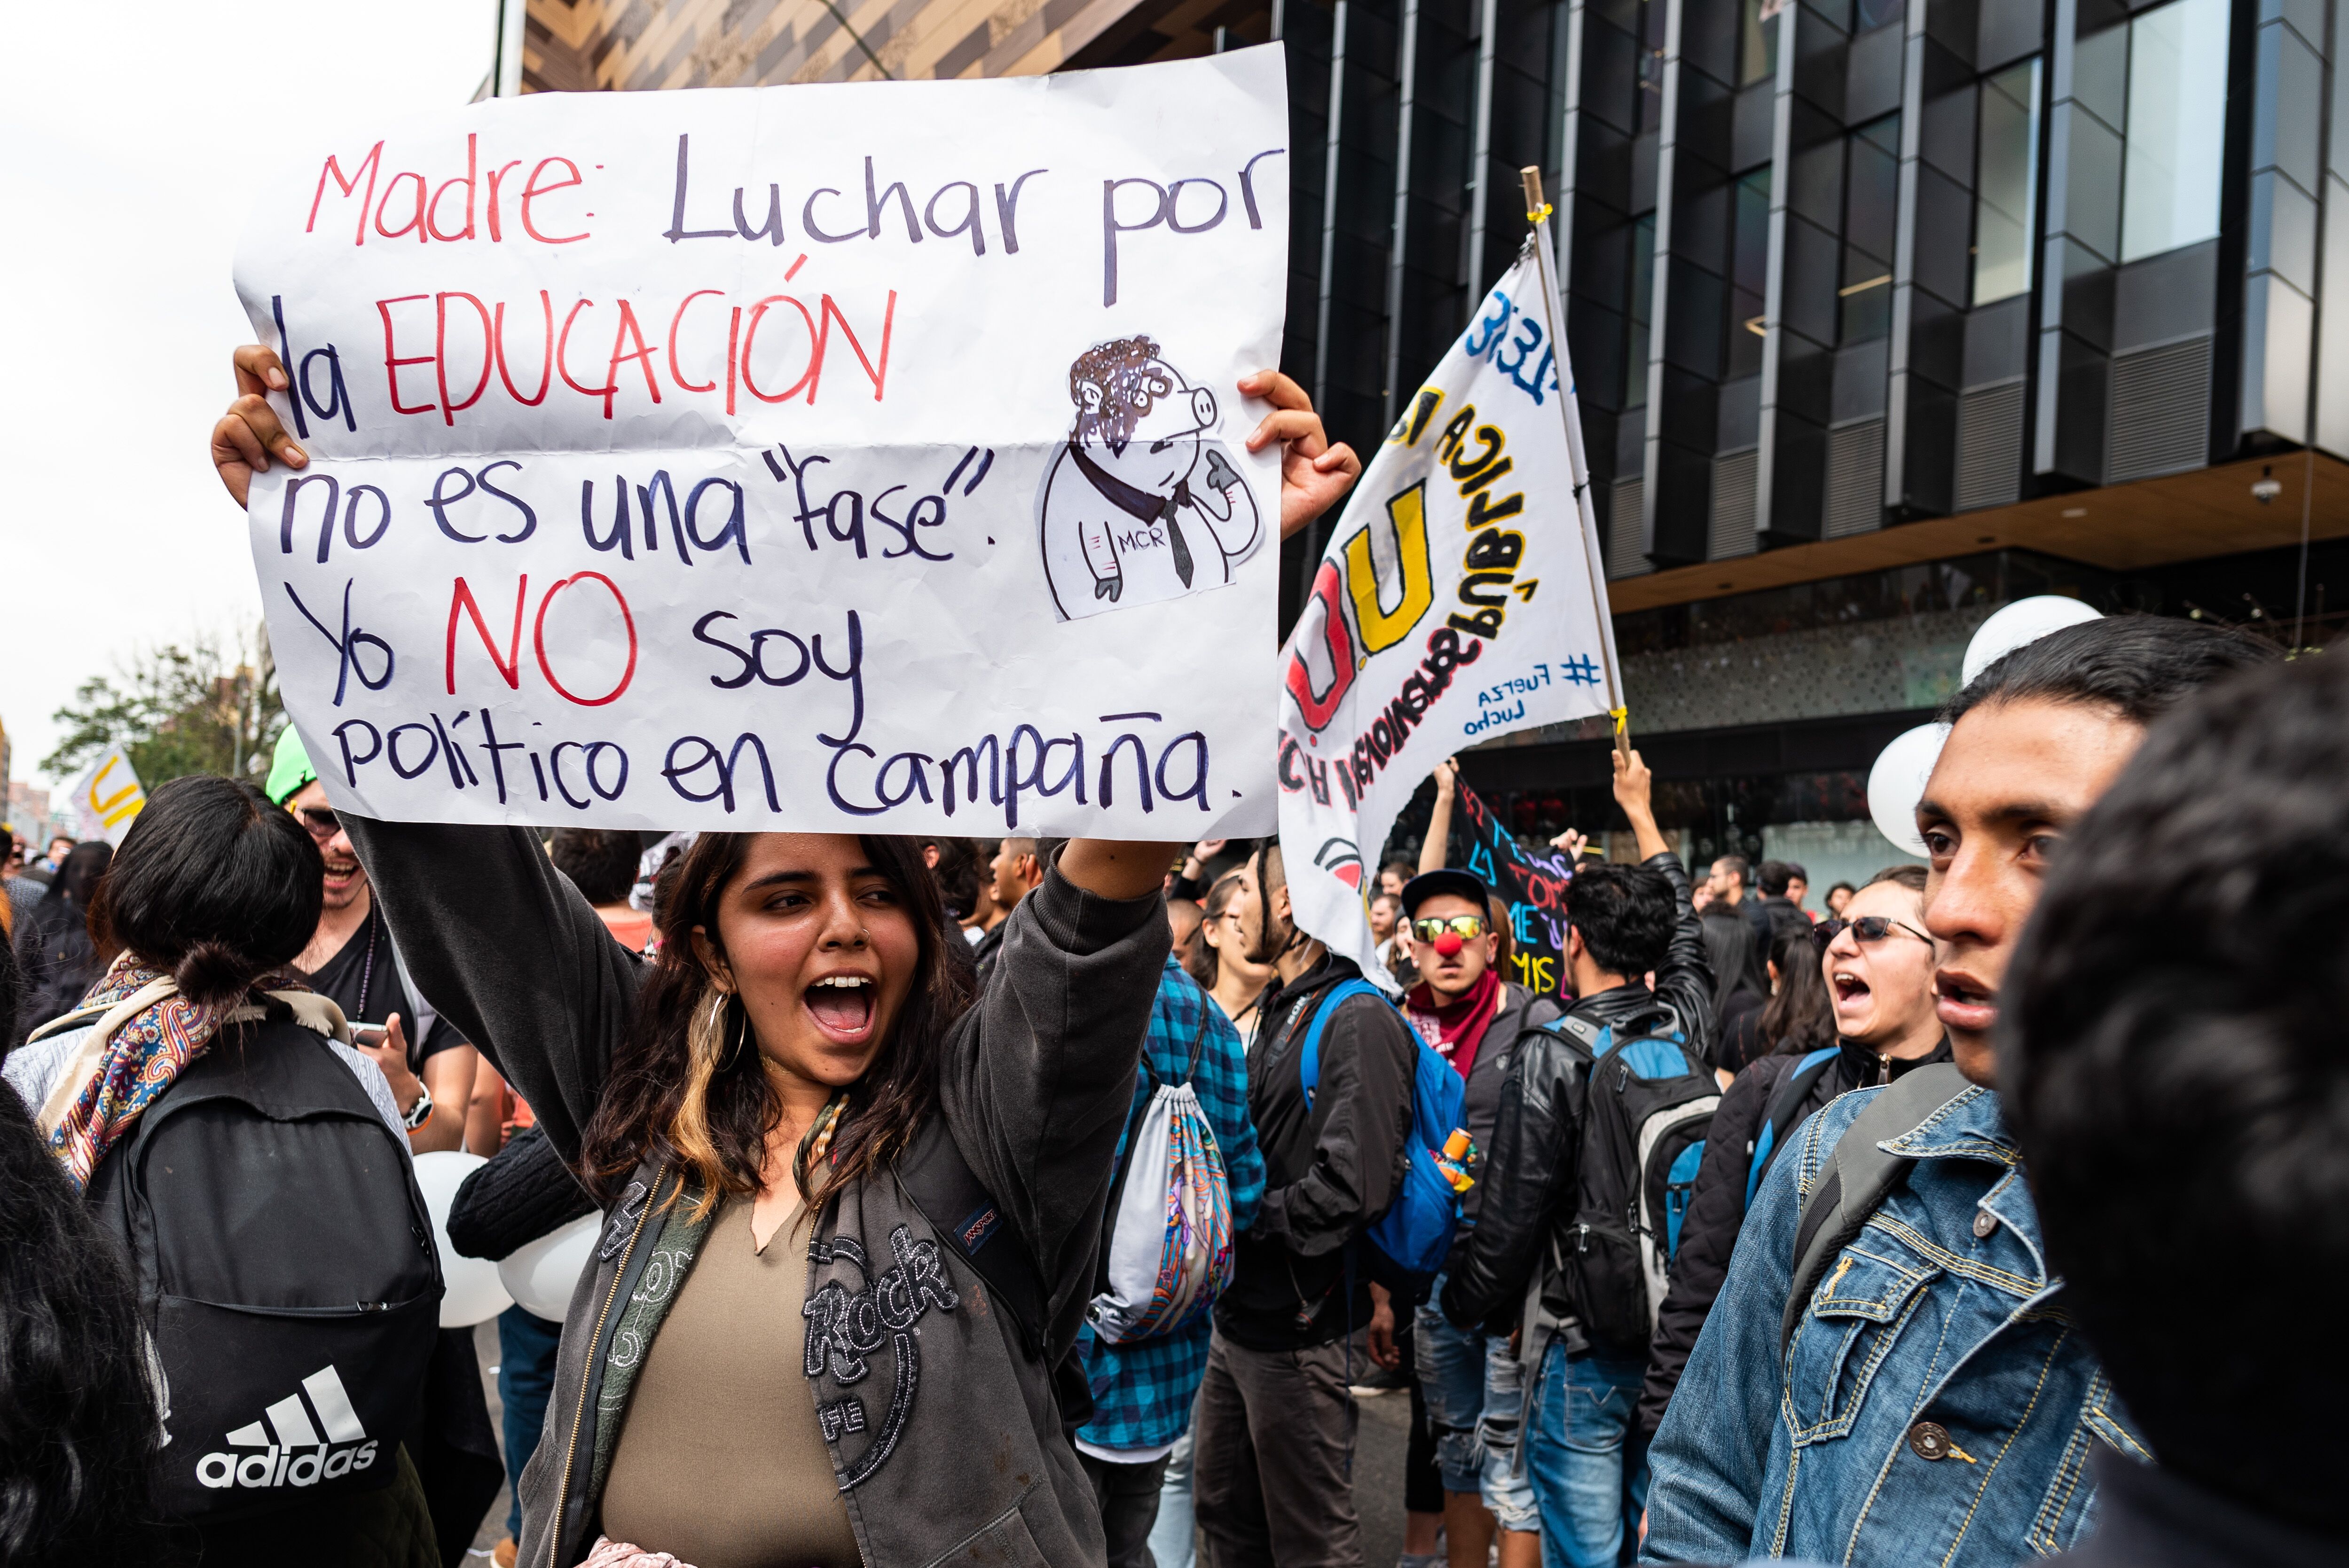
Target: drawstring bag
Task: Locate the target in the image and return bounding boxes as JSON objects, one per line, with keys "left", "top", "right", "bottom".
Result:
{"left": 1086, "top": 1015, "right": 1233, "bottom": 1344}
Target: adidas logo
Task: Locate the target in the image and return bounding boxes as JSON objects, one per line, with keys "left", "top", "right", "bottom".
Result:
{"left": 194, "top": 1365, "right": 379, "bottom": 1491}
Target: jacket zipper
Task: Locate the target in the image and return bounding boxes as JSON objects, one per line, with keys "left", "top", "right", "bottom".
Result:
{"left": 547, "top": 1162, "right": 663, "bottom": 1568}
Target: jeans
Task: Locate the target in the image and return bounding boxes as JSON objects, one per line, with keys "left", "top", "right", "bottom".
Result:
{"left": 1527, "top": 1340, "right": 1649, "bottom": 1568}
{"left": 1417, "top": 1289, "right": 1539, "bottom": 1532}
{"left": 497, "top": 1305, "right": 565, "bottom": 1538}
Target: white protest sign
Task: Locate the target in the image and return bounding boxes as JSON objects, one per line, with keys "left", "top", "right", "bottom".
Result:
{"left": 69, "top": 747, "right": 147, "bottom": 845}
{"left": 235, "top": 50, "right": 1290, "bottom": 836}
{"left": 1277, "top": 233, "right": 1621, "bottom": 988}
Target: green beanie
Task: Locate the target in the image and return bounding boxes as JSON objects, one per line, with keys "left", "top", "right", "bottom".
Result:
{"left": 266, "top": 726, "right": 318, "bottom": 806}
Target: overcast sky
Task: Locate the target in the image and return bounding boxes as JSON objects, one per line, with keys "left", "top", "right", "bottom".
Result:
{"left": 0, "top": 0, "right": 501, "bottom": 792}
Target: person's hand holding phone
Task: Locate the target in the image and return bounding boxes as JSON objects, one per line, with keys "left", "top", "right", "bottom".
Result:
{"left": 354, "top": 1014, "right": 425, "bottom": 1121}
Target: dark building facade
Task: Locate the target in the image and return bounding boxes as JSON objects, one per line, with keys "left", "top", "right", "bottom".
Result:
{"left": 532, "top": 0, "right": 2347, "bottom": 880}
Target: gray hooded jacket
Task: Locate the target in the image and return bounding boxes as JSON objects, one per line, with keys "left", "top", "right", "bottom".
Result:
{"left": 341, "top": 817, "right": 1168, "bottom": 1568}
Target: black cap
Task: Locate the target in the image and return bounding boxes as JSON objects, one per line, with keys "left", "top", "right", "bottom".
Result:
{"left": 1400, "top": 868, "right": 1491, "bottom": 918}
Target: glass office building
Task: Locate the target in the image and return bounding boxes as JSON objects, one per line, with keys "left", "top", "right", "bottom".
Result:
{"left": 527, "top": 0, "right": 2346, "bottom": 872}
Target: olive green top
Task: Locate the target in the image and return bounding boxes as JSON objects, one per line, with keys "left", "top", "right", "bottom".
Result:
{"left": 600, "top": 1194, "right": 862, "bottom": 1568}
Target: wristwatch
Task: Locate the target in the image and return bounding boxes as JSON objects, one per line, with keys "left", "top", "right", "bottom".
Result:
{"left": 402, "top": 1082, "right": 435, "bottom": 1131}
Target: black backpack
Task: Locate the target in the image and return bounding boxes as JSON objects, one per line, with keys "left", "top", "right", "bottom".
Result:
{"left": 896, "top": 1115, "right": 1097, "bottom": 1437}
{"left": 1546, "top": 1004, "right": 1721, "bottom": 1352}
{"left": 39, "top": 998, "right": 443, "bottom": 1522}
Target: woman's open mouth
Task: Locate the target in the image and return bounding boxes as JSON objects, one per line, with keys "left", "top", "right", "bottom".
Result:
{"left": 805, "top": 974, "right": 876, "bottom": 1042}
{"left": 1831, "top": 970, "right": 1870, "bottom": 1006}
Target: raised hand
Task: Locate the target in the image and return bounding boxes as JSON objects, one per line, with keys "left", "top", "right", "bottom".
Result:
{"left": 212, "top": 345, "right": 308, "bottom": 508}
{"left": 1240, "top": 370, "right": 1361, "bottom": 538}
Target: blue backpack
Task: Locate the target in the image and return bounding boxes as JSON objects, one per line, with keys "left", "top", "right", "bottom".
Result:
{"left": 1745, "top": 1045, "right": 1840, "bottom": 1207}
{"left": 1298, "top": 979, "right": 1469, "bottom": 1297}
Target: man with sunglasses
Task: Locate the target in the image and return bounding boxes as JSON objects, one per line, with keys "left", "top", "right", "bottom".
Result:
{"left": 1639, "top": 617, "right": 2274, "bottom": 1567}
{"left": 1396, "top": 864, "right": 1561, "bottom": 1568}
{"left": 1438, "top": 748, "right": 1712, "bottom": 1568}
{"left": 267, "top": 728, "right": 477, "bottom": 1153}
{"left": 1632, "top": 864, "right": 1950, "bottom": 1453}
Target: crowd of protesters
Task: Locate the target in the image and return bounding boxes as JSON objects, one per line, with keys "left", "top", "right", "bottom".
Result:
{"left": 0, "top": 340, "right": 2342, "bottom": 1568}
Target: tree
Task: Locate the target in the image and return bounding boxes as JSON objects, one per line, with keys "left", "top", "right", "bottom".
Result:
{"left": 43, "top": 627, "right": 285, "bottom": 788}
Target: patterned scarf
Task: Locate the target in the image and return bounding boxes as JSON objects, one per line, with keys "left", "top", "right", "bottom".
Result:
{"left": 39, "top": 957, "right": 227, "bottom": 1191}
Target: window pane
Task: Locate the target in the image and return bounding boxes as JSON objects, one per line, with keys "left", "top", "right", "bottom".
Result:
{"left": 1729, "top": 169, "right": 1773, "bottom": 377}
{"left": 2073, "top": 23, "right": 2126, "bottom": 131}
{"left": 2121, "top": 0, "right": 2230, "bottom": 262}
{"left": 1974, "top": 58, "right": 2041, "bottom": 304}
{"left": 1642, "top": 0, "right": 1668, "bottom": 130}
{"left": 1628, "top": 213, "right": 1657, "bottom": 408}
{"left": 1740, "top": 0, "right": 1781, "bottom": 86}
{"left": 1840, "top": 245, "right": 1894, "bottom": 341}
{"left": 1846, "top": 116, "right": 1902, "bottom": 262}
{"left": 1854, "top": 0, "right": 1904, "bottom": 32}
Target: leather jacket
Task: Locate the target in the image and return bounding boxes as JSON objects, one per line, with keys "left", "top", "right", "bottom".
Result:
{"left": 1439, "top": 851, "right": 1713, "bottom": 1333}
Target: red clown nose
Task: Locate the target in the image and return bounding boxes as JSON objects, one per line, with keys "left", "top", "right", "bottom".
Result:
{"left": 1433, "top": 932, "right": 1465, "bottom": 957}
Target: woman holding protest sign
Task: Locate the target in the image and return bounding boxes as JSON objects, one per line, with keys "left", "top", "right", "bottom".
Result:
{"left": 211, "top": 344, "right": 1358, "bottom": 1568}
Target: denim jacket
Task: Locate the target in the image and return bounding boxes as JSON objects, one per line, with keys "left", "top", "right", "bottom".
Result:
{"left": 1641, "top": 1082, "right": 2147, "bottom": 1567}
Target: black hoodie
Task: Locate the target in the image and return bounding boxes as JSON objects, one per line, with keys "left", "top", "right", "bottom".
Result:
{"left": 1214, "top": 953, "right": 1417, "bottom": 1351}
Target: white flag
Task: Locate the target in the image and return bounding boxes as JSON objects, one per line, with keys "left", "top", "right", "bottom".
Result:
{"left": 1275, "top": 230, "right": 1622, "bottom": 990}
{"left": 69, "top": 746, "right": 147, "bottom": 845}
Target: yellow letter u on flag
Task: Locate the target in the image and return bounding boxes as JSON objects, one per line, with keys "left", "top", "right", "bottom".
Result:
{"left": 1344, "top": 481, "right": 1434, "bottom": 656}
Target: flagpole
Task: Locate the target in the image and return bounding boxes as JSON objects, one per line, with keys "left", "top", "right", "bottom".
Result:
{"left": 1519, "top": 166, "right": 1631, "bottom": 762}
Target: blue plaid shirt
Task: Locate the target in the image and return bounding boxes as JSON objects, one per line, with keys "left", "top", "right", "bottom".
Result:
{"left": 1074, "top": 955, "right": 1265, "bottom": 1454}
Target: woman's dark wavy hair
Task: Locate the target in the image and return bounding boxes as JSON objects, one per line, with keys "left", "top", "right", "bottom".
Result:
{"left": 0, "top": 937, "right": 169, "bottom": 1563}
{"left": 579, "top": 833, "right": 977, "bottom": 1213}
{"left": 87, "top": 776, "right": 322, "bottom": 1009}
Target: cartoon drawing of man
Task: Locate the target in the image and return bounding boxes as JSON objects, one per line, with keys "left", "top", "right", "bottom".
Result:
{"left": 1038, "top": 337, "right": 1263, "bottom": 620}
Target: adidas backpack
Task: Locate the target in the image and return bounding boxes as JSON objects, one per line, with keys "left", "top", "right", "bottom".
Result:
{"left": 39, "top": 996, "right": 443, "bottom": 1521}
{"left": 1547, "top": 1004, "right": 1719, "bottom": 1351}
{"left": 1299, "top": 978, "right": 1470, "bottom": 1299}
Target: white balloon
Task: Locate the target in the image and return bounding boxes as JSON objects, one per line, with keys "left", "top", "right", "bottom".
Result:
{"left": 1868, "top": 723, "right": 1949, "bottom": 856}
{"left": 1962, "top": 596, "right": 2102, "bottom": 686}
{"left": 498, "top": 1213, "right": 600, "bottom": 1323}
{"left": 412, "top": 1150, "right": 514, "bottom": 1328}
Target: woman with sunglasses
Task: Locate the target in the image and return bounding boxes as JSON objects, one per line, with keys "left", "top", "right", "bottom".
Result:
{"left": 1631, "top": 863, "right": 1953, "bottom": 1449}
